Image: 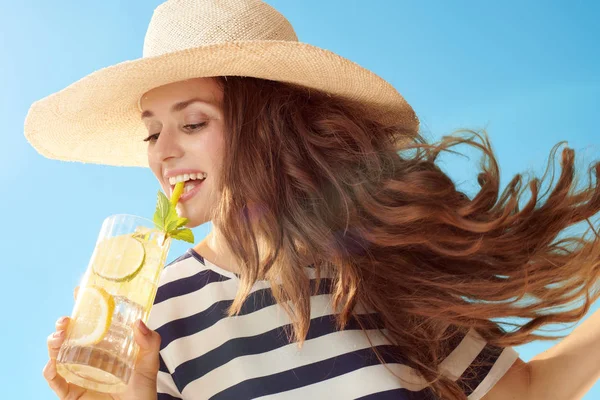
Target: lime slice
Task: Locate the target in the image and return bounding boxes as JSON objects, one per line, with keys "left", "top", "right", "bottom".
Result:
{"left": 92, "top": 235, "right": 146, "bottom": 282}
{"left": 69, "top": 286, "right": 115, "bottom": 347}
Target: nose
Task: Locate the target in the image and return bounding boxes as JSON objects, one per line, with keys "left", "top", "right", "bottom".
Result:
{"left": 151, "top": 126, "right": 184, "bottom": 163}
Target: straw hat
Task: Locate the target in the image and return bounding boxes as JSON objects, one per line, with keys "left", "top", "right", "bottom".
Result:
{"left": 24, "top": 0, "right": 419, "bottom": 167}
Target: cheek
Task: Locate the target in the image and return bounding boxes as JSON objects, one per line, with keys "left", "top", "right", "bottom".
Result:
{"left": 188, "top": 127, "right": 226, "bottom": 171}
{"left": 147, "top": 155, "right": 162, "bottom": 183}
{"left": 207, "top": 128, "right": 225, "bottom": 150}
{"left": 206, "top": 130, "right": 226, "bottom": 168}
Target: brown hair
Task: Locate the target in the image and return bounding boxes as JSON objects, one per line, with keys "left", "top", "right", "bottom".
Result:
{"left": 210, "top": 76, "right": 600, "bottom": 399}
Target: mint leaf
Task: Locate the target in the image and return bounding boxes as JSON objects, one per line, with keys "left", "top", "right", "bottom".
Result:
{"left": 169, "top": 228, "right": 195, "bottom": 243}
{"left": 175, "top": 217, "right": 188, "bottom": 229}
{"left": 166, "top": 204, "right": 178, "bottom": 225}
{"left": 153, "top": 190, "right": 195, "bottom": 244}
{"left": 153, "top": 191, "right": 171, "bottom": 230}
{"left": 166, "top": 217, "right": 188, "bottom": 232}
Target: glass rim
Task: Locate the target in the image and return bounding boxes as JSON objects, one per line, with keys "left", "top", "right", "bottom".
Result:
{"left": 103, "top": 213, "right": 155, "bottom": 226}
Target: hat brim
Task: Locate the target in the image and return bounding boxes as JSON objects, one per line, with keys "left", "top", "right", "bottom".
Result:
{"left": 24, "top": 40, "right": 418, "bottom": 167}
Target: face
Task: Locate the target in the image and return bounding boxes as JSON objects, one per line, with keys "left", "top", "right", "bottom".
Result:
{"left": 141, "top": 78, "right": 225, "bottom": 228}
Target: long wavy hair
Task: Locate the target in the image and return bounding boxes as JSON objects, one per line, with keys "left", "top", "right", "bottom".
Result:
{"left": 209, "top": 76, "right": 600, "bottom": 399}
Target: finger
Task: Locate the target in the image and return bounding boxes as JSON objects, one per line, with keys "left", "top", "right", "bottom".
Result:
{"left": 43, "top": 359, "right": 70, "bottom": 399}
{"left": 131, "top": 320, "right": 161, "bottom": 388}
{"left": 55, "top": 316, "right": 70, "bottom": 331}
{"left": 73, "top": 286, "right": 80, "bottom": 301}
{"left": 47, "top": 330, "right": 66, "bottom": 359}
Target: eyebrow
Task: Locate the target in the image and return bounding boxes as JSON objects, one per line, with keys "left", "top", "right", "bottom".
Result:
{"left": 141, "top": 98, "right": 214, "bottom": 120}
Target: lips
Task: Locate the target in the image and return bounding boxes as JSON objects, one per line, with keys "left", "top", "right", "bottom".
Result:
{"left": 167, "top": 172, "right": 207, "bottom": 186}
{"left": 164, "top": 170, "right": 207, "bottom": 198}
{"left": 177, "top": 179, "right": 204, "bottom": 203}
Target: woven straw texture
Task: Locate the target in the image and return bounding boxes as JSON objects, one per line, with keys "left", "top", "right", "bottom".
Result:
{"left": 24, "top": 0, "right": 418, "bottom": 167}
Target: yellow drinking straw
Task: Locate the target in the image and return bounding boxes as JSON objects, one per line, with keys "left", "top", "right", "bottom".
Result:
{"left": 170, "top": 182, "right": 185, "bottom": 206}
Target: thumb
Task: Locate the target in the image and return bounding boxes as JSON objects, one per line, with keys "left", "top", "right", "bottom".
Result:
{"left": 131, "top": 320, "right": 161, "bottom": 387}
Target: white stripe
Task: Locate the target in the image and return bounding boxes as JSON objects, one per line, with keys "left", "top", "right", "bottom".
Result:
{"left": 467, "top": 347, "right": 520, "bottom": 400}
{"left": 156, "top": 370, "right": 181, "bottom": 398}
{"left": 158, "top": 255, "right": 206, "bottom": 285}
{"left": 181, "top": 329, "right": 390, "bottom": 399}
{"left": 161, "top": 294, "right": 341, "bottom": 366}
{"left": 201, "top": 256, "right": 239, "bottom": 279}
{"left": 440, "top": 328, "right": 487, "bottom": 381}
{"left": 255, "top": 363, "right": 428, "bottom": 400}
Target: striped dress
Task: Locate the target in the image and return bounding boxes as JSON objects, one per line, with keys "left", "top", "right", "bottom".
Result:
{"left": 148, "top": 250, "right": 520, "bottom": 400}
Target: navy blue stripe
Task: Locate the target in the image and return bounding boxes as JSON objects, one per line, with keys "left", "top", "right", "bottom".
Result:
{"left": 156, "top": 278, "right": 333, "bottom": 350}
{"left": 457, "top": 344, "right": 504, "bottom": 396}
{"left": 159, "top": 353, "right": 169, "bottom": 373}
{"left": 210, "top": 345, "right": 405, "bottom": 400}
{"left": 154, "top": 268, "right": 230, "bottom": 305}
{"left": 187, "top": 248, "right": 208, "bottom": 266}
{"left": 173, "top": 313, "right": 384, "bottom": 391}
{"left": 157, "top": 393, "right": 182, "bottom": 400}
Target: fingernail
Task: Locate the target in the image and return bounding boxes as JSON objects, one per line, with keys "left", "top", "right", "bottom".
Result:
{"left": 57, "top": 317, "right": 68, "bottom": 325}
{"left": 137, "top": 320, "right": 150, "bottom": 335}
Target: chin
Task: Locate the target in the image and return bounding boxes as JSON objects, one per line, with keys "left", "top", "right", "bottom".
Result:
{"left": 182, "top": 218, "right": 205, "bottom": 229}
{"left": 177, "top": 205, "right": 211, "bottom": 229}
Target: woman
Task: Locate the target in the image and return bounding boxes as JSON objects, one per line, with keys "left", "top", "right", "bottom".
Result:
{"left": 28, "top": 1, "right": 600, "bottom": 399}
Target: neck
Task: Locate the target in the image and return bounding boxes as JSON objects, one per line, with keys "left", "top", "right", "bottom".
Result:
{"left": 193, "top": 227, "right": 242, "bottom": 274}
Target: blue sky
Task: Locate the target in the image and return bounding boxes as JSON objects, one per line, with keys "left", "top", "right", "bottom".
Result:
{"left": 1, "top": 0, "right": 599, "bottom": 398}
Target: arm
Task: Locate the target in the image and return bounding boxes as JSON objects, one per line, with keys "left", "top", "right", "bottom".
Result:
{"left": 483, "top": 307, "right": 600, "bottom": 400}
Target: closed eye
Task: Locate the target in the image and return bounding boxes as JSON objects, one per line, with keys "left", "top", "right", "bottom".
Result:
{"left": 184, "top": 122, "right": 207, "bottom": 131}
{"left": 143, "top": 122, "right": 208, "bottom": 143}
{"left": 143, "top": 133, "right": 160, "bottom": 142}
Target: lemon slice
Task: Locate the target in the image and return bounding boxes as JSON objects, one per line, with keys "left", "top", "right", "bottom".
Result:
{"left": 70, "top": 286, "right": 115, "bottom": 347}
{"left": 171, "top": 181, "right": 185, "bottom": 205}
{"left": 92, "top": 235, "right": 146, "bottom": 282}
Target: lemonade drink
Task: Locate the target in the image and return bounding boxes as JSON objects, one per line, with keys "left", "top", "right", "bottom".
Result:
{"left": 56, "top": 214, "right": 171, "bottom": 393}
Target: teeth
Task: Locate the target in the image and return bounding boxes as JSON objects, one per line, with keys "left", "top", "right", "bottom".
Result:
{"left": 168, "top": 172, "right": 206, "bottom": 186}
{"left": 184, "top": 184, "right": 194, "bottom": 193}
